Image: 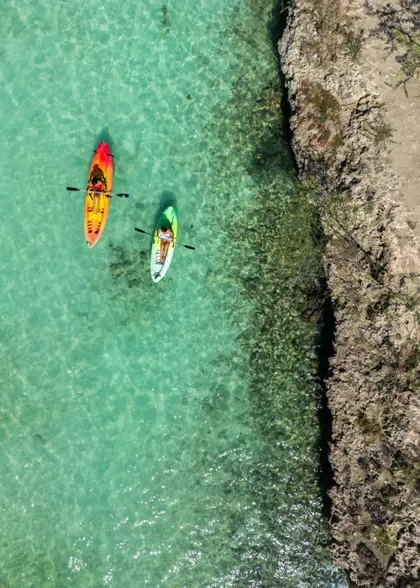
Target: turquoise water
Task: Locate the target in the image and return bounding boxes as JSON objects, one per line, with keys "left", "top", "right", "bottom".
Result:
{"left": 0, "top": 0, "right": 348, "bottom": 586}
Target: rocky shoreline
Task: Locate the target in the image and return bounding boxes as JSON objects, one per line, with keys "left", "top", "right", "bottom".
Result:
{"left": 278, "top": 0, "right": 420, "bottom": 586}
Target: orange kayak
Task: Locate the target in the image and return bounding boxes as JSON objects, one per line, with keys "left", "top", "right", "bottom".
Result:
{"left": 84, "top": 142, "right": 113, "bottom": 248}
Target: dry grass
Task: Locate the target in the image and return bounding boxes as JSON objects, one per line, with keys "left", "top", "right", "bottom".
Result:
{"left": 301, "top": 0, "right": 363, "bottom": 63}
{"left": 371, "top": 0, "right": 420, "bottom": 89}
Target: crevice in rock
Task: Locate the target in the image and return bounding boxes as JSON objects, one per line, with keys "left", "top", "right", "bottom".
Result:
{"left": 316, "top": 289, "right": 336, "bottom": 520}
{"left": 269, "top": 0, "right": 298, "bottom": 173}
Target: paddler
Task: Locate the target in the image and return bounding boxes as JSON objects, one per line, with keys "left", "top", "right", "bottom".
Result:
{"left": 157, "top": 226, "right": 173, "bottom": 262}
{"left": 90, "top": 176, "right": 105, "bottom": 192}
{"left": 87, "top": 175, "right": 107, "bottom": 213}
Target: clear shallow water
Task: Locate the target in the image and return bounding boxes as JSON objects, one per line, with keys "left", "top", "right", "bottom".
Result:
{"left": 0, "top": 0, "right": 347, "bottom": 586}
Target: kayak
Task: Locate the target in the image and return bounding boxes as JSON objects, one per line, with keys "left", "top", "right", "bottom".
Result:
{"left": 84, "top": 141, "right": 113, "bottom": 248}
{"left": 150, "top": 206, "right": 178, "bottom": 282}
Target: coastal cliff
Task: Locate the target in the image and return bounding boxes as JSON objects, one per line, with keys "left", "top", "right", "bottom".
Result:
{"left": 278, "top": 0, "right": 420, "bottom": 585}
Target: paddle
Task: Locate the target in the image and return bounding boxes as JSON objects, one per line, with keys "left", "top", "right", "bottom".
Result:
{"left": 66, "top": 186, "right": 129, "bottom": 198}
{"left": 135, "top": 227, "right": 195, "bottom": 250}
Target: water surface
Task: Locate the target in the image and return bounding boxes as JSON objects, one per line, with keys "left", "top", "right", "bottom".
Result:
{"left": 0, "top": 0, "right": 347, "bottom": 586}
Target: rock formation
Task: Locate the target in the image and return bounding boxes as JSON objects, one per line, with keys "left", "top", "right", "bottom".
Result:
{"left": 279, "top": 0, "right": 420, "bottom": 585}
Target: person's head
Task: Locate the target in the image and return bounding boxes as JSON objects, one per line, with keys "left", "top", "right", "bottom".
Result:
{"left": 91, "top": 177, "right": 99, "bottom": 185}
{"left": 161, "top": 226, "right": 170, "bottom": 232}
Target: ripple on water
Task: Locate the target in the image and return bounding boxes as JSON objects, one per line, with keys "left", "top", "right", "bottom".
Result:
{"left": 0, "top": 0, "right": 348, "bottom": 586}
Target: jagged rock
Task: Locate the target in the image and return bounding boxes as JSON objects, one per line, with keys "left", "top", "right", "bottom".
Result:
{"left": 279, "top": 0, "right": 420, "bottom": 586}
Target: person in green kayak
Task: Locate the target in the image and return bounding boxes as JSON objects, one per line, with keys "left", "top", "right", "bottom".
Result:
{"left": 158, "top": 226, "right": 173, "bottom": 262}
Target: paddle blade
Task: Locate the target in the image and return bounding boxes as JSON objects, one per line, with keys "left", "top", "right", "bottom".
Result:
{"left": 66, "top": 186, "right": 81, "bottom": 192}
{"left": 135, "top": 228, "right": 147, "bottom": 234}
{"left": 183, "top": 245, "right": 195, "bottom": 250}
{"left": 116, "top": 193, "right": 129, "bottom": 198}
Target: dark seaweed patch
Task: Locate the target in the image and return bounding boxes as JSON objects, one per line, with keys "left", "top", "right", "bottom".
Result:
{"left": 202, "top": 2, "right": 341, "bottom": 583}
{"left": 108, "top": 242, "right": 143, "bottom": 289}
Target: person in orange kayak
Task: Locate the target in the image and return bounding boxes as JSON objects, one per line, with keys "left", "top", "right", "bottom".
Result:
{"left": 90, "top": 176, "right": 105, "bottom": 192}
{"left": 87, "top": 173, "right": 107, "bottom": 213}
{"left": 157, "top": 226, "right": 173, "bottom": 262}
